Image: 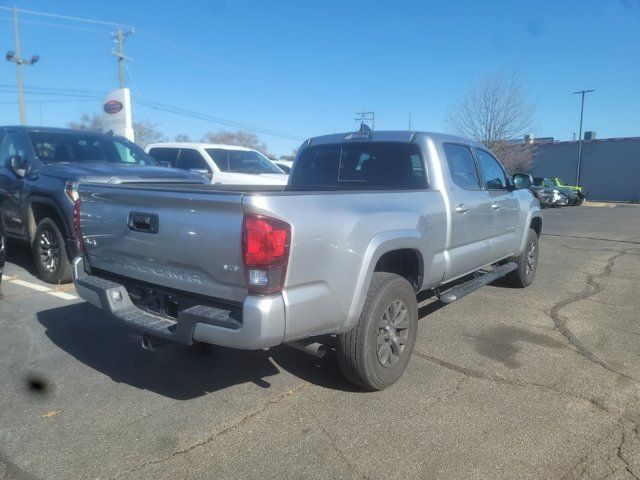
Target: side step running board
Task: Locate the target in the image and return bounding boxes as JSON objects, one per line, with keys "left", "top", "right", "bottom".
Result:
{"left": 439, "top": 262, "right": 518, "bottom": 304}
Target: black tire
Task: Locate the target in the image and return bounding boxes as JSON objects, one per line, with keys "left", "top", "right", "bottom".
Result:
{"left": 505, "top": 228, "right": 539, "bottom": 288}
{"left": 32, "top": 218, "right": 72, "bottom": 284}
{"left": 337, "top": 272, "right": 418, "bottom": 391}
{"left": 577, "top": 196, "right": 585, "bottom": 206}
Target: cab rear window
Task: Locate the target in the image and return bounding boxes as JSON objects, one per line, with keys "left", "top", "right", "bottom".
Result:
{"left": 289, "top": 142, "right": 427, "bottom": 190}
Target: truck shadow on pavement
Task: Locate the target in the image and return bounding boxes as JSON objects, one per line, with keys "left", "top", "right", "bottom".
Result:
{"left": 36, "top": 303, "right": 359, "bottom": 400}
{"left": 5, "top": 240, "right": 39, "bottom": 277}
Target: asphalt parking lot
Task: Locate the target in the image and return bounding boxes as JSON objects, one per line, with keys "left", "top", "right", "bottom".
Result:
{"left": 1, "top": 203, "right": 639, "bottom": 480}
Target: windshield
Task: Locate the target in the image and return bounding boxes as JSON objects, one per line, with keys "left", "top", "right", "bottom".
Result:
{"left": 205, "top": 148, "right": 283, "bottom": 174}
{"left": 29, "top": 132, "right": 158, "bottom": 166}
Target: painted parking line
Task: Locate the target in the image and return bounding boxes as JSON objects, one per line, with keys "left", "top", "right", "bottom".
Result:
{"left": 48, "top": 291, "right": 79, "bottom": 301}
{"left": 5, "top": 278, "right": 79, "bottom": 301}
{"left": 10, "top": 279, "right": 52, "bottom": 292}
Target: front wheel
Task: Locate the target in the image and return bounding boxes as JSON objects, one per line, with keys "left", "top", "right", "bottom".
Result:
{"left": 337, "top": 273, "right": 418, "bottom": 391}
{"left": 32, "top": 218, "right": 72, "bottom": 284}
{"left": 505, "top": 228, "right": 539, "bottom": 288}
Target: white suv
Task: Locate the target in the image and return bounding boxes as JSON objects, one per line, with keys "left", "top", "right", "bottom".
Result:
{"left": 145, "top": 143, "right": 288, "bottom": 185}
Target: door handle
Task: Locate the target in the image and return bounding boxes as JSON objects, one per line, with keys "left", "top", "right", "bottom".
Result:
{"left": 455, "top": 204, "right": 469, "bottom": 213}
{"left": 491, "top": 202, "right": 501, "bottom": 210}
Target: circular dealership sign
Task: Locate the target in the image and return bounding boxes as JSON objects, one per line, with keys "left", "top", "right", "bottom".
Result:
{"left": 103, "top": 100, "right": 123, "bottom": 114}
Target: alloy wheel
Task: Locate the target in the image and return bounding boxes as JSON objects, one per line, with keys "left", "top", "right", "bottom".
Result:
{"left": 376, "top": 299, "right": 410, "bottom": 367}
{"left": 39, "top": 230, "right": 60, "bottom": 273}
{"left": 525, "top": 241, "right": 536, "bottom": 276}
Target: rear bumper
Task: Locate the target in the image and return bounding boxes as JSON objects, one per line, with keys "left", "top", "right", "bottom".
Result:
{"left": 72, "top": 257, "right": 285, "bottom": 350}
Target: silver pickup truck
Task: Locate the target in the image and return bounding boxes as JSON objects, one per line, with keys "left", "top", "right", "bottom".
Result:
{"left": 72, "top": 130, "right": 542, "bottom": 390}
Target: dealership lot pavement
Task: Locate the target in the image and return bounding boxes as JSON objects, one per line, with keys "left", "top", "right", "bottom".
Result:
{"left": 1, "top": 203, "right": 639, "bottom": 480}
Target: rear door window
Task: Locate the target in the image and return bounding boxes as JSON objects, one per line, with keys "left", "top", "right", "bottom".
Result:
{"left": 289, "top": 142, "right": 427, "bottom": 190}
{"left": 442, "top": 143, "right": 481, "bottom": 190}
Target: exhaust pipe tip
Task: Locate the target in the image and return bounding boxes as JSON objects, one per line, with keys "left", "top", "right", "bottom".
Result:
{"left": 315, "top": 343, "right": 327, "bottom": 358}
{"left": 286, "top": 340, "right": 326, "bottom": 358}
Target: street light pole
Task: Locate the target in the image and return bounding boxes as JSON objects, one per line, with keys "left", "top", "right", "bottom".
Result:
{"left": 572, "top": 89, "right": 594, "bottom": 186}
{"left": 111, "top": 27, "right": 133, "bottom": 88}
{"left": 5, "top": 6, "right": 39, "bottom": 125}
{"left": 13, "top": 6, "right": 25, "bottom": 125}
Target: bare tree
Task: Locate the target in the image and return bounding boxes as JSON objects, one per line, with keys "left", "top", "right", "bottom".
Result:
{"left": 133, "top": 120, "right": 166, "bottom": 148}
{"left": 278, "top": 148, "right": 298, "bottom": 161}
{"left": 174, "top": 134, "right": 192, "bottom": 142}
{"left": 201, "top": 130, "right": 270, "bottom": 156}
{"left": 68, "top": 113, "right": 167, "bottom": 148}
{"left": 68, "top": 113, "right": 102, "bottom": 132}
{"left": 446, "top": 70, "right": 536, "bottom": 173}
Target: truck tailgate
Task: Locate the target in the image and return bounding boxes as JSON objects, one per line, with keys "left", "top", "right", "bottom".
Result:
{"left": 78, "top": 184, "right": 247, "bottom": 303}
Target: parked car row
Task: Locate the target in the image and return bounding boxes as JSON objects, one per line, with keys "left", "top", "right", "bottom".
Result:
{"left": 145, "top": 143, "right": 289, "bottom": 185}
{"left": 0, "top": 126, "right": 207, "bottom": 284}
{"left": 522, "top": 176, "right": 586, "bottom": 208}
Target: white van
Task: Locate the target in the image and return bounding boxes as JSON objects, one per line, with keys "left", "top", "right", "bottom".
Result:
{"left": 145, "top": 143, "right": 288, "bottom": 185}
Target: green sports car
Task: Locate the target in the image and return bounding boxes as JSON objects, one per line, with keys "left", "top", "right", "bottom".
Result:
{"left": 551, "top": 177, "right": 587, "bottom": 205}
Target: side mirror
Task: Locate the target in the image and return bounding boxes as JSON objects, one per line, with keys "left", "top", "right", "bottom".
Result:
{"left": 513, "top": 173, "right": 533, "bottom": 189}
{"left": 188, "top": 168, "right": 213, "bottom": 180}
{"left": 9, "top": 155, "right": 26, "bottom": 177}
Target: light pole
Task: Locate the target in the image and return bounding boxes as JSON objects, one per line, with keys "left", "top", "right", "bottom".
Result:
{"left": 572, "top": 89, "right": 594, "bottom": 186}
{"left": 5, "top": 6, "right": 39, "bottom": 125}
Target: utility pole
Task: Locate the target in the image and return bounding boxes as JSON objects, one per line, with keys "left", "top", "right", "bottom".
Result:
{"left": 408, "top": 112, "right": 412, "bottom": 130}
{"left": 111, "top": 27, "right": 133, "bottom": 88}
{"left": 572, "top": 89, "right": 594, "bottom": 186}
{"left": 5, "top": 6, "right": 39, "bottom": 125}
{"left": 355, "top": 111, "right": 375, "bottom": 130}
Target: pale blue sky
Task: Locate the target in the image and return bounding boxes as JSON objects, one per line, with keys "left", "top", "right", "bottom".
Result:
{"left": 1, "top": 0, "right": 639, "bottom": 155}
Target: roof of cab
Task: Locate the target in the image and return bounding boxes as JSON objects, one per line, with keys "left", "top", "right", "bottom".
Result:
{"left": 145, "top": 142, "right": 257, "bottom": 152}
{"left": 0, "top": 125, "right": 129, "bottom": 140}
{"left": 305, "top": 130, "right": 479, "bottom": 148}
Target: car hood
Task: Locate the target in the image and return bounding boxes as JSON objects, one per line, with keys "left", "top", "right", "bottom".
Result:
{"left": 36, "top": 162, "right": 205, "bottom": 184}
{"left": 214, "top": 172, "right": 289, "bottom": 185}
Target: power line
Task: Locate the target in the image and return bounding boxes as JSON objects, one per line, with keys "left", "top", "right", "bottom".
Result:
{"left": 0, "top": 83, "right": 106, "bottom": 95}
{"left": 0, "top": 5, "right": 128, "bottom": 28}
{"left": 124, "top": 63, "right": 144, "bottom": 102}
{"left": 135, "top": 100, "right": 304, "bottom": 141}
{"left": 0, "top": 15, "right": 111, "bottom": 33}
{"left": 0, "top": 98, "right": 99, "bottom": 104}
{"left": 0, "top": 87, "right": 103, "bottom": 100}
{"left": 0, "top": 84, "right": 304, "bottom": 141}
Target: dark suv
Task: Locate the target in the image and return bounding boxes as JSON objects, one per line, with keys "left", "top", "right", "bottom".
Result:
{"left": 0, "top": 126, "right": 205, "bottom": 284}
{"left": 0, "top": 207, "right": 5, "bottom": 293}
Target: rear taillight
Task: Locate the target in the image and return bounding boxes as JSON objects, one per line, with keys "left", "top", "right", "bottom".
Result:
{"left": 242, "top": 214, "right": 291, "bottom": 294}
{"left": 73, "top": 198, "right": 85, "bottom": 255}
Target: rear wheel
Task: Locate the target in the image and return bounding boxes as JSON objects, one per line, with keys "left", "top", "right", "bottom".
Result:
{"left": 337, "top": 273, "right": 418, "bottom": 391}
{"left": 505, "top": 228, "right": 538, "bottom": 288}
{"left": 32, "top": 218, "right": 72, "bottom": 284}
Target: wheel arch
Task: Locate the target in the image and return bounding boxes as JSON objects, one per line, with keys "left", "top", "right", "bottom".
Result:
{"left": 519, "top": 210, "right": 543, "bottom": 254}
{"left": 27, "top": 197, "right": 70, "bottom": 241}
{"left": 341, "top": 231, "right": 424, "bottom": 333}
